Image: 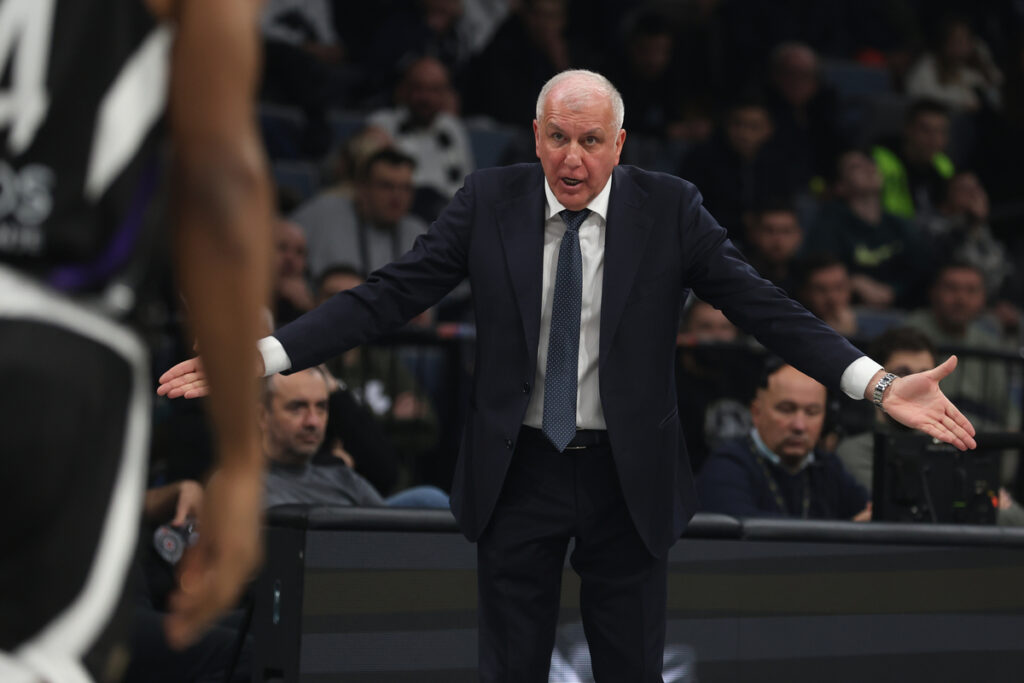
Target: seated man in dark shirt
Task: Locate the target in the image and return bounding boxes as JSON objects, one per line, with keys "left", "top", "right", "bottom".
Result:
{"left": 697, "top": 358, "right": 871, "bottom": 520}
{"left": 261, "top": 366, "right": 448, "bottom": 509}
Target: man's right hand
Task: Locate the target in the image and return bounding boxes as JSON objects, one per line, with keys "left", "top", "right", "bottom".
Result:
{"left": 157, "top": 357, "right": 211, "bottom": 398}
{"left": 158, "top": 352, "right": 266, "bottom": 399}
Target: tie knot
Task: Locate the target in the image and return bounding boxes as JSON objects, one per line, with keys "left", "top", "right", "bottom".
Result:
{"left": 559, "top": 208, "right": 590, "bottom": 232}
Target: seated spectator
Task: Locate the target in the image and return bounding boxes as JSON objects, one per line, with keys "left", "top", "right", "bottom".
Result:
{"left": 794, "top": 254, "right": 890, "bottom": 436}
{"left": 260, "top": 0, "right": 350, "bottom": 155}
{"left": 927, "top": 171, "right": 1017, "bottom": 320}
{"left": 765, "top": 41, "right": 844, "bottom": 192}
{"left": 464, "top": 0, "right": 575, "bottom": 127}
{"left": 794, "top": 254, "right": 859, "bottom": 338}
{"left": 806, "top": 149, "right": 931, "bottom": 308}
{"left": 320, "top": 125, "right": 394, "bottom": 202}
{"left": 679, "top": 95, "right": 796, "bottom": 242}
{"left": 290, "top": 148, "right": 428, "bottom": 279}
{"left": 605, "top": 10, "right": 685, "bottom": 140}
{"left": 836, "top": 327, "right": 1024, "bottom": 525}
{"left": 316, "top": 265, "right": 440, "bottom": 464}
{"left": 905, "top": 261, "right": 1013, "bottom": 429}
{"left": 905, "top": 14, "right": 1003, "bottom": 113}
{"left": 272, "top": 219, "right": 314, "bottom": 326}
{"left": 697, "top": 359, "right": 871, "bottom": 521}
{"left": 743, "top": 201, "right": 804, "bottom": 295}
{"left": 871, "top": 99, "right": 955, "bottom": 221}
{"left": 368, "top": 56, "right": 474, "bottom": 221}
{"left": 261, "top": 367, "right": 448, "bottom": 509}
{"left": 675, "top": 299, "right": 755, "bottom": 474}
{"left": 361, "top": 0, "right": 470, "bottom": 106}
{"left": 836, "top": 327, "right": 940, "bottom": 491}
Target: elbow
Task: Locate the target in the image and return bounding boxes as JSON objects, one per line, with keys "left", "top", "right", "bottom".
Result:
{"left": 173, "top": 138, "right": 271, "bottom": 253}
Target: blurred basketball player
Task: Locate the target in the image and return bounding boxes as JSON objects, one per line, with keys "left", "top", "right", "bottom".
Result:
{"left": 0, "top": 1, "right": 272, "bottom": 680}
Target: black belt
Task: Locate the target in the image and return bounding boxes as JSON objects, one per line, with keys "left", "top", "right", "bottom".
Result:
{"left": 518, "top": 426, "right": 610, "bottom": 451}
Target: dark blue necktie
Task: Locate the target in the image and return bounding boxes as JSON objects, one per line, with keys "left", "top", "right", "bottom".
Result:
{"left": 542, "top": 208, "right": 590, "bottom": 452}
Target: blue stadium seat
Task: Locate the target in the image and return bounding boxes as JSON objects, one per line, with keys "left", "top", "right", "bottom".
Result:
{"left": 327, "top": 109, "right": 366, "bottom": 150}
{"left": 466, "top": 121, "right": 517, "bottom": 169}
{"left": 271, "top": 161, "right": 321, "bottom": 203}
{"left": 819, "top": 60, "right": 892, "bottom": 99}
{"left": 259, "top": 103, "right": 306, "bottom": 161}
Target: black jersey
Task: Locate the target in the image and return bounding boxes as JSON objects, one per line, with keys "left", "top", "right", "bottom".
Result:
{"left": 0, "top": 0, "right": 168, "bottom": 295}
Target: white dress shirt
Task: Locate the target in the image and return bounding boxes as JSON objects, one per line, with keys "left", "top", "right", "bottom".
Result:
{"left": 257, "top": 178, "right": 883, "bottom": 406}
{"left": 521, "top": 178, "right": 611, "bottom": 430}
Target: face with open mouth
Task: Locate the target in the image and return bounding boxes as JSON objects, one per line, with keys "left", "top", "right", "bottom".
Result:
{"left": 533, "top": 82, "right": 626, "bottom": 212}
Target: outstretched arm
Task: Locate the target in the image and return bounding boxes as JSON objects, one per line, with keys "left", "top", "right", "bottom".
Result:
{"left": 869, "top": 356, "right": 977, "bottom": 451}
{"left": 155, "top": 0, "right": 271, "bottom": 650}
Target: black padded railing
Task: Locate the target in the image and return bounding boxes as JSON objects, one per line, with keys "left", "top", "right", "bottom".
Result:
{"left": 265, "top": 505, "right": 1024, "bottom": 547}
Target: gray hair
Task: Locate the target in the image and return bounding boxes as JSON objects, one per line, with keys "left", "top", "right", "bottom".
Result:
{"left": 535, "top": 69, "right": 625, "bottom": 131}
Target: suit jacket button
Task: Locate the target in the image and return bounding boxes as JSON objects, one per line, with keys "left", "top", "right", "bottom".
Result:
{"left": 505, "top": 438, "right": 514, "bottom": 449}
{"left": 522, "top": 382, "right": 530, "bottom": 393}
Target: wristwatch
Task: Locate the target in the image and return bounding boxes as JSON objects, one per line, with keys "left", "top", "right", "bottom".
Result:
{"left": 872, "top": 372, "right": 898, "bottom": 407}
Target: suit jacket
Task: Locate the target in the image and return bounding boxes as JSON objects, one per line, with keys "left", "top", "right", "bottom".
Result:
{"left": 274, "top": 163, "right": 863, "bottom": 557}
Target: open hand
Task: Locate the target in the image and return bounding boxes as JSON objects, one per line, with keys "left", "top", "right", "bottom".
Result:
{"left": 883, "top": 356, "right": 977, "bottom": 451}
{"left": 157, "top": 357, "right": 210, "bottom": 399}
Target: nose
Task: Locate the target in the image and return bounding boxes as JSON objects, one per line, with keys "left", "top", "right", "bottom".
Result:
{"left": 791, "top": 413, "right": 807, "bottom": 433}
{"left": 564, "top": 143, "right": 582, "bottom": 168}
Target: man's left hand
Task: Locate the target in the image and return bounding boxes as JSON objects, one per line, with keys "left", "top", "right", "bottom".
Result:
{"left": 882, "top": 356, "right": 977, "bottom": 451}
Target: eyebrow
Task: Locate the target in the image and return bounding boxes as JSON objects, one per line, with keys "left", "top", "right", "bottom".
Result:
{"left": 545, "top": 123, "right": 605, "bottom": 136}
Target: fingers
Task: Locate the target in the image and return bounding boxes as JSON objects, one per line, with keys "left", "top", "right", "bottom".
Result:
{"left": 164, "top": 547, "right": 247, "bottom": 650}
{"left": 928, "top": 355, "right": 959, "bottom": 381}
{"left": 919, "top": 413, "right": 977, "bottom": 452}
{"left": 158, "top": 374, "right": 210, "bottom": 399}
{"left": 157, "top": 358, "right": 208, "bottom": 398}
{"left": 164, "top": 551, "right": 212, "bottom": 649}
{"left": 158, "top": 357, "right": 200, "bottom": 385}
{"left": 920, "top": 421, "right": 968, "bottom": 451}
{"left": 939, "top": 413, "right": 976, "bottom": 450}
{"left": 182, "top": 381, "right": 210, "bottom": 399}
{"left": 945, "top": 400, "right": 976, "bottom": 437}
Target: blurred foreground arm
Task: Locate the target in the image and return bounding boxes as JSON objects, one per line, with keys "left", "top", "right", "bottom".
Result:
{"left": 154, "top": 0, "right": 272, "bottom": 650}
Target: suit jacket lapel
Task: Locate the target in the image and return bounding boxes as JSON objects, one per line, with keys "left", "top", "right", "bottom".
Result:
{"left": 600, "top": 167, "right": 653, "bottom": 366}
{"left": 496, "top": 171, "right": 546, "bottom": 365}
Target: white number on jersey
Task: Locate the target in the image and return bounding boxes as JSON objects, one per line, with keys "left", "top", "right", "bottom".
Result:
{"left": 0, "top": 0, "right": 56, "bottom": 155}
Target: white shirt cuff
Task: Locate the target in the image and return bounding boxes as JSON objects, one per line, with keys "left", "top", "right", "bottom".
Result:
{"left": 258, "top": 336, "right": 291, "bottom": 376}
{"left": 840, "top": 356, "right": 884, "bottom": 400}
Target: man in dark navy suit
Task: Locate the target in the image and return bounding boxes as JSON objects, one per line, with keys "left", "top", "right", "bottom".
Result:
{"left": 161, "top": 70, "right": 976, "bottom": 682}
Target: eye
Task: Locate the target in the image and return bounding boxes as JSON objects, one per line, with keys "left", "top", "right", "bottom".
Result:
{"left": 585, "top": 136, "right": 598, "bottom": 145}
{"left": 551, "top": 131, "right": 564, "bottom": 141}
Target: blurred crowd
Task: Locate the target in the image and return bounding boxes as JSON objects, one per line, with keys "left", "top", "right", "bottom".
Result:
{"left": 147, "top": 0, "right": 1024, "bottom": 507}
{"left": 132, "top": 2, "right": 1024, "bottom": 678}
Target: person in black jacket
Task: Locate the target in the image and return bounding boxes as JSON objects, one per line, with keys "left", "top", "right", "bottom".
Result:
{"left": 698, "top": 358, "right": 871, "bottom": 520}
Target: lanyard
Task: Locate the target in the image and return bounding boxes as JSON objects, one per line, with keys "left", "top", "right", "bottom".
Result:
{"left": 751, "top": 436, "right": 811, "bottom": 519}
{"left": 356, "top": 216, "right": 404, "bottom": 277}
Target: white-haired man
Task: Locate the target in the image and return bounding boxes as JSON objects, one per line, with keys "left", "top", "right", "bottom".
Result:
{"left": 162, "top": 69, "right": 975, "bottom": 681}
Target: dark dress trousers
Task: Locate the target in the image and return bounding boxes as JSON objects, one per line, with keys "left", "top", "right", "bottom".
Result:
{"left": 272, "top": 163, "right": 864, "bottom": 678}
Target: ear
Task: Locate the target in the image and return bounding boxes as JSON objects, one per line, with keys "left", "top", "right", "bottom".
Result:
{"left": 533, "top": 119, "right": 541, "bottom": 159}
{"left": 749, "top": 393, "right": 763, "bottom": 421}
{"left": 613, "top": 127, "right": 626, "bottom": 164}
